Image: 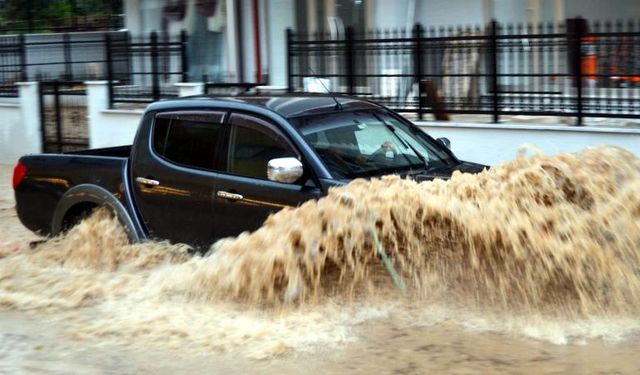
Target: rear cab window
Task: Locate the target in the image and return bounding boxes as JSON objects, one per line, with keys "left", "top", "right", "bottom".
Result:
{"left": 153, "top": 111, "right": 225, "bottom": 171}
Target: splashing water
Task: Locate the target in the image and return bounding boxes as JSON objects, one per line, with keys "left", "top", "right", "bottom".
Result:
{"left": 180, "top": 145, "right": 640, "bottom": 314}
{"left": 0, "top": 146, "right": 639, "bottom": 357}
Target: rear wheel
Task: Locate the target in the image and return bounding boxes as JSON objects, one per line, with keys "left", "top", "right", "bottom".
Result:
{"left": 59, "top": 205, "right": 132, "bottom": 247}
{"left": 60, "top": 202, "right": 100, "bottom": 233}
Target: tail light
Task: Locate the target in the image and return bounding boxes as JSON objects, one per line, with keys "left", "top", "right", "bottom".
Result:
{"left": 12, "top": 162, "right": 27, "bottom": 190}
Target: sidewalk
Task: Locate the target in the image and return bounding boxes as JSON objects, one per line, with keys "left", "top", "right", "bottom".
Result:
{"left": 413, "top": 116, "right": 640, "bottom": 166}
{"left": 407, "top": 114, "right": 640, "bottom": 129}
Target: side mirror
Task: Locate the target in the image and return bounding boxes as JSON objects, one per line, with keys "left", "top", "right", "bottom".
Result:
{"left": 437, "top": 137, "right": 451, "bottom": 149}
{"left": 267, "top": 157, "right": 304, "bottom": 184}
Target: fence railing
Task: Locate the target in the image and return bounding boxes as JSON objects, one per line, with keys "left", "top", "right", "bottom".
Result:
{"left": 0, "top": 30, "right": 189, "bottom": 106}
{"left": 287, "top": 18, "right": 640, "bottom": 124}
{"left": 38, "top": 80, "right": 89, "bottom": 153}
{"left": 0, "top": 31, "right": 130, "bottom": 97}
{"left": 0, "top": 34, "right": 25, "bottom": 97}
{"left": 106, "top": 31, "right": 188, "bottom": 107}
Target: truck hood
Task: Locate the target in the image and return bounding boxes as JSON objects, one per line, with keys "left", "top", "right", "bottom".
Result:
{"left": 411, "top": 160, "right": 488, "bottom": 182}
{"left": 323, "top": 160, "right": 489, "bottom": 188}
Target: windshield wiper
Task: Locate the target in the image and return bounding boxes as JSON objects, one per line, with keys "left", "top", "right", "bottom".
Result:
{"left": 372, "top": 113, "right": 431, "bottom": 172}
{"left": 382, "top": 123, "right": 430, "bottom": 172}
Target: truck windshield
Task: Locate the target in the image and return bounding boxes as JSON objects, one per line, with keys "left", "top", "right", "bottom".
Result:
{"left": 292, "top": 110, "right": 455, "bottom": 179}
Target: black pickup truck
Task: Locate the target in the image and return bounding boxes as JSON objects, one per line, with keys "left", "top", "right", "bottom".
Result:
{"left": 13, "top": 95, "right": 485, "bottom": 249}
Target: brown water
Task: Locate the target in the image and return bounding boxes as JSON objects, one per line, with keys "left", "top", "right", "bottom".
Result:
{"left": 1, "top": 146, "right": 639, "bottom": 373}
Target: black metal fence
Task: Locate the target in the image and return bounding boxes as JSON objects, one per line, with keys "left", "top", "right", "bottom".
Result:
{"left": 0, "top": 31, "right": 130, "bottom": 97}
{"left": 106, "top": 31, "right": 188, "bottom": 106}
{"left": 0, "top": 34, "right": 24, "bottom": 97}
{"left": 39, "top": 80, "right": 89, "bottom": 153}
{"left": 0, "top": 30, "right": 188, "bottom": 106}
{"left": 287, "top": 18, "right": 640, "bottom": 124}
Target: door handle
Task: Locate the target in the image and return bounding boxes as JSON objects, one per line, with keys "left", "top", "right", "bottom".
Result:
{"left": 135, "top": 177, "right": 160, "bottom": 187}
{"left": 217, "top": 190, "right": 243, "bottom": 201}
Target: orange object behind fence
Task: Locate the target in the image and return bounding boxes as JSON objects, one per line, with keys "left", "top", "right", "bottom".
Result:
{"left": 581, "top": 36, "right": 598, "bottom": 81}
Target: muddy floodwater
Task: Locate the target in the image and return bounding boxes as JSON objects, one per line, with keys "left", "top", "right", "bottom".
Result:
{"left": 1, "top": 147, "right": 640, "bottom": 374}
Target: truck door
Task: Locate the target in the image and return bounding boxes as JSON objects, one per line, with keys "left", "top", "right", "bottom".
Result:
{"left": 130, "top": 111, "right": 226, "bottom": 249}
{"left": 212, "top": 112, "right": 323, "bottom": 240}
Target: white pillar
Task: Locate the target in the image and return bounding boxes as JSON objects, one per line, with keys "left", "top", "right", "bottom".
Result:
{"left": 554, "top": 0, "right": 565, "bottom": 92}
{"left": 225, "top": 0, "right": 239, "bottom": 81}
{"left": 266, "top": 0, "right": 295, "bottom": 87}
{"left": 17, "top": 82, "right": 42, "bottom": 156}
{"left": 85, "top": 81, "right": 109, "bottom": 149}
{"left": 307, "top": 0, "right": 318, "bottom": 33}
{"left": 85, "top": 80, "right": 143, "bottom": 148}
{"left": 241, "top": 0, "right": 256, "bottom": 83}
{"left": 554, "top": 0, "right": 565, "bottom": 23}
{"left": 528, "top": 0, "right": 542, "bottom": 24}
{"left": 124, "top": 0, "right": 143, "bottom": 36}
{"left": 175, "top": 82, "right": 204, "bottom": 97}
{"left": 529, "top": 0, "right": 542, "bottom": 89}
{"left": 483, "top": 0, "right": 493, "bottom": 23}
{"left": 259, "top": 0, "right": 269, "bottom": 81}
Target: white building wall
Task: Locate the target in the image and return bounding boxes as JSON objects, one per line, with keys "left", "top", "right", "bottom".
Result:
{"left": 90, "top": 109, "right": 142, "bottom": 148}
{"left": 565, "top": 0, "right": 640, "bottom": 21}
{"left": 369, "top": 0, "right": 486, "bottom": 31}
{"left": 372, "top": 0, "right": 413, "bottom": 29}
{"left": 86, "top": 81, "right": 142, "bottom": 148}
{"left": 491, "top": 0, "right": 529, "bottom": 24}
{"left": 266, "top": 0, "right": 295, "bottom": 87}
{"left": 0, "top": 103, "right": 27, "bottom": 163}
{"left": 416, "top": 0, "right": 486, "bottom": 27}
{"left": 0, "top": 83, "right": 41, "bottom": 163}
{"left": 139, "top": 0, "right": 165, "bottom": 33}
{"left": 124, "top": 0, "right": 143, "bottom": 35}
{"left": 241, "top": 0, "right": 256, "bottom": 82}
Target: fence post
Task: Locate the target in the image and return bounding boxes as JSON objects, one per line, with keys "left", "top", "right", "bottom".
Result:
{"left": 413, "top": 23, "right": 424, "bottom": 120}
{"left": 125, "top": 32, "right": 133, "bottom": 85}
{"left": 63, "top": 33, "right": 72, "bottom": 80}
{"left": 286, "top": 28, "right": 293, "bottom": 93}
{"left": 104, "top": 32, "right": 114, "bottom": 108}
{"left": 180, "top": 29, "right": 189, "bottom": 82}
{"left": 53, "top": 81, "right": 63, "bottom": 153}
{"left": 37, "top": 82, "right": 47, "bottom": 153}
{"left": 568, "top": 18, "right": 585, "bottom": 126}
{"left": 345, "top": 26, "right": 355, "bottom": 95}
{"left": 150, "top": 31, "right": 160, "bottom": 102}
{"left": 490, "top": 20, "right": 500, "bottom": 123}
{"left": 18, "top": 34, "right": 27, "bottom": 81}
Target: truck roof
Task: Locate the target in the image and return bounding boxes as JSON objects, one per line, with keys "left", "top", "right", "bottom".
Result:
{"left": 146, "top": 94, "right": 382, "bottom": 119}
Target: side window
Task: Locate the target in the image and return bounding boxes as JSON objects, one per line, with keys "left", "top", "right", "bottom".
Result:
{"left": 153, "top": 112, "right": 225, "bottom": 170}
{"left": 228, "top": 114, "right": 296, "bottom": 180}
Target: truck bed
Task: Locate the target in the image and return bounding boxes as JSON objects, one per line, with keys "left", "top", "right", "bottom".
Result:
{"left": 14, "top": 147, "right": 131, "bottom": 236}
{"left": 67, "top": 145, "right": 132, "bottom": 158}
